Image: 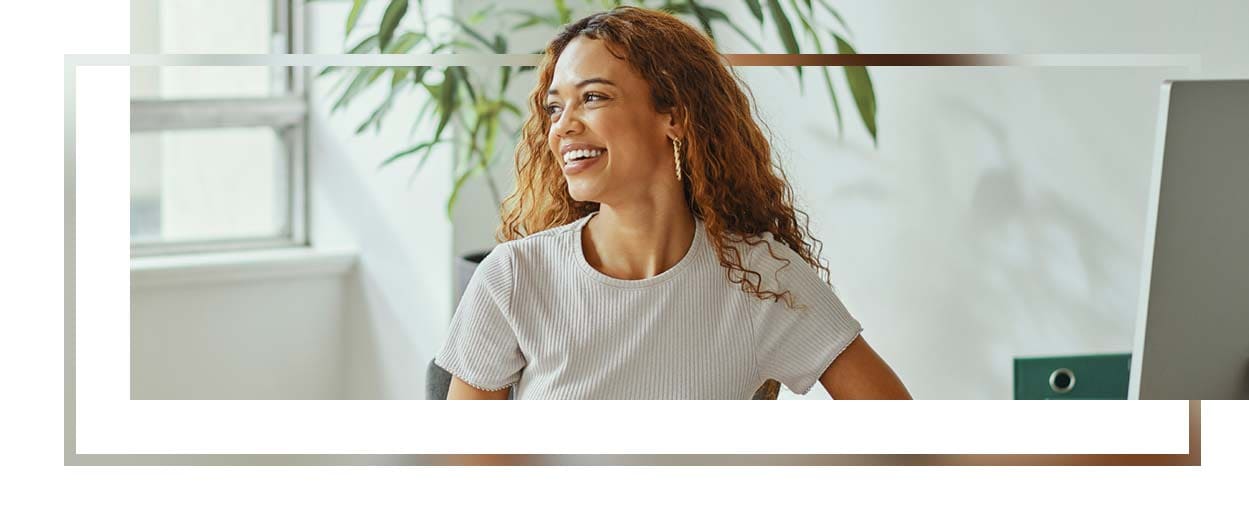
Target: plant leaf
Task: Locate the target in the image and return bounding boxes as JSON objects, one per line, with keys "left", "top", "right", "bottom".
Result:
{"left": 440, "top": 14, "right": 504, "bottom": 52}
{"left": 786, "top": 0, "right": 817, "bottom": 42}
{"left": 378, "top": 0, "right": 408, "bottom": 52}
{"left": 553, "top": 0, "right": 571, "bottom": 24}
{"left": 356, "top": 97, "right": 392, "bottom": 135}
{"left": 500, "top": 65, "right": 513, "bottom": 96}
{"left": 445, "top": 165, "right": 477, "bottom": 219}
{"left": 440, "top": 67, "right": 476, "bottom": 108}
{"left": 696, "top": 5, "right": 765, "bottom": 53}
{"left": 383, "top": 31, "right": 423, "bottom": 53}
{"left": 400, "top": 136, "right": 446, "bottom": 178}
{"left": 819, "top": 66, "right": 843, "bottom": 136}
{"left": 346, "top": 0, "right": 368, "bottom": 40}
{"left": 500, "top": 99, "right": 523, "bottom": 117}
{"left": 485, "top": 109, "right": 499, "bottom": 157}
{"left": 465, "top": 108, "right": 485, "bottom": 165}
{"left": 403, "top": 65, "right": 430, "bottom": 86}
{"left": 356, "top": 76, "right": 410, "bottom": 134}
{"left": 347, "top": 34, "right": 380, "bottom": 54}
{"left": 778, "top": 2, "right": 840, "bottom": 135}
{"left": 833, "top": 33, "right": 877, "bottom": 145}
{"left": 380, "top": 140, "right": 442, "bottom": 167}
{"left": 331, "top": 66, "right": 387, "bottom": 113}
{"left": 687, "top": 0, "right": 717, "bottom": 41}
{"left": 766, "top": 0, "right": 803, "bottom": 82}
{"left": 410, "top": 94, "right": 438, "bottom": 136}
{"left": 658, "top": 1, "right": 691, "bottom": 15}
{"left": 744, "top": 0, "right": 764, "bottom": 26}
{"left": 507, "top": 10, "right": 562, "bottom": 31}
{"left": 788, "top": 0, "right": 821, "bottom": 95}
{"left": 391, "top": 66, "right": 410, "bottom": 86}
{"left": 815, "top": 0, "right": 853, "bottom": 37}
{"left": 319, "top": 34, "right": 379, "bottom": 78}
{"left": 431, "top": 66, "right": 460, "bottom": 143}
{"left": 402, "top": 140, "right": 450, "bottom": 192}
{"left": 790, "top": 9, "right": 842, "bottom": 137}
{"left": 467, "top": 3, "right": 497, "bottom": 25}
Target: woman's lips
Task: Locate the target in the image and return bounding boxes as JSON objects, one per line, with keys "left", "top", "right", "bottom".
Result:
{"left": 563, "top": 152, "right": 605, "bottom": 175}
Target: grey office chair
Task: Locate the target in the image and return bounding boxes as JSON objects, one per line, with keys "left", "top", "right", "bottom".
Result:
{"left": 425, "top": 358, "right": 516, "bottom": 399}
{"left": 426, "top": 358, "right": 780, "bottom": 399}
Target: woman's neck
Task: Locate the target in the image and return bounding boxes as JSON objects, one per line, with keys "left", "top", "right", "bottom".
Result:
{"left": 582, "top": 203, "right": 696, "bottom": 280}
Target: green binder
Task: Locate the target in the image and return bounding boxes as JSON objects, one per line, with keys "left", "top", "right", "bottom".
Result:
{"left": 1013, "top": 353, "right": 1132, "bottom": 400}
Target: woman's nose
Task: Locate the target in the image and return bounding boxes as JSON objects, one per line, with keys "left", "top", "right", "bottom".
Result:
{"left": 553, "top": 112, "right": 581, "bottom": 136}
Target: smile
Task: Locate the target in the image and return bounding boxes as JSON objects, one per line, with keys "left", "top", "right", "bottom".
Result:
{"left": 563, "top": 149, "right": 607, "bottom": 174}
{"left": 562, "top": 147, "right": 605, "bottom": 163}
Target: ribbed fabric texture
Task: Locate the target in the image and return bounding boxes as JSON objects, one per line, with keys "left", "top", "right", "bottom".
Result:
{"left": 434, "top": 210, "right": 863, "bottom": 399}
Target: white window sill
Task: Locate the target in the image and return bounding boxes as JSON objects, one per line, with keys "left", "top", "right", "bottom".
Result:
{"left": 130, "top": 247, "right": 358, "bottom": 288}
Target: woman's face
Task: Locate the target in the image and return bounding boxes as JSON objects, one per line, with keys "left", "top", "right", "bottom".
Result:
{"left": 545, "top": 36, "right": 677, "bottom": 204}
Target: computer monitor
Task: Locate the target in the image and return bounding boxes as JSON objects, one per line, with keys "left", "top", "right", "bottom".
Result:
{"left": 1129, "top": 79, "right": 1249, "bottom": 399}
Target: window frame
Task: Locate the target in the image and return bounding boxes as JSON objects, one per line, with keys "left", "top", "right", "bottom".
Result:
{"left": 129, "top": 0, "right": 307, "bottom": 258}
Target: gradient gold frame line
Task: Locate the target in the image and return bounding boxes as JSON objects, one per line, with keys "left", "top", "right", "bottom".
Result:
{"left": 70, "top": 52, "right": 1203, "bottom": 68}
{"left": 65, "top": 53, "right": 1202, "bottom": 466}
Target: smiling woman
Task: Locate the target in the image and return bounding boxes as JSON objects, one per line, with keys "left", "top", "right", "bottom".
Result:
{"left": 435, "top": 6, "right": 911, "bottom": 400}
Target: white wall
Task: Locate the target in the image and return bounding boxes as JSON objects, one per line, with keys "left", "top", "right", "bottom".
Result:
{"left": 131, "top": 271, "right": 347, "bottom": 399}
{"left": 450, "top": 0, "right": 1248, "bottom": 399}
{"left": 746, "top": 0, "right": 1247, "bottom": 398}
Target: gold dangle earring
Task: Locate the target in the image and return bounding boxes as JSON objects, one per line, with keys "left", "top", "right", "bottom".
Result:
{"left": 672, "top": 137, "right": 683, "bottom": 182}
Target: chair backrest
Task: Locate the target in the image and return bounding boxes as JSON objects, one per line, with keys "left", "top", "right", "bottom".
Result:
{"left": 425, "top": 358, "right": 454, "bottom": 400}
{"left": 427, "top": 358, "right": 778, "bottom": 400}
{"left": 426, "top": 358, "right": 516, "bottom": 399}
{"left": 751, "top": 379, "right": 781, "bottom": 399}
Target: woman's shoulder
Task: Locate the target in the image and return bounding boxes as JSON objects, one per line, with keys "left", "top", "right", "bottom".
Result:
{"left": 516, "top": 217, "right": 583, "bottom": 242}
{"left": 720, "top": 229, "right": 828, "bottom": 300}
{"left": 721, "top": 229, "right": 799, "bottom": 267}
{"left": 494, "top": 218, "right": 583, "bottom": 269}
{"left": 469, "top": 225, "right": 570, "bottom": 308}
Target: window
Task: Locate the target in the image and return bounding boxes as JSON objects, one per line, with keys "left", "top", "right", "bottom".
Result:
{"left": 129, "top": 0, "right": 306, "bottom": 256}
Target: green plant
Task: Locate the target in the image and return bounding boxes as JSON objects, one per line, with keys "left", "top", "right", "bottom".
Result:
{"left": 320, "top": 0, "right": 877, "bottom": 219}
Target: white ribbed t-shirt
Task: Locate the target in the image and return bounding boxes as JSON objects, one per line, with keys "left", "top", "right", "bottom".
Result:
{"left": 434, "top": 210, "right": 863, "bottom": 399}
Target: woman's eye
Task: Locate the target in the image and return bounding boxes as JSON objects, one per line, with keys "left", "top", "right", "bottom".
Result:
{"left": 585, "top": 93, "right": 606, "bottom": 102}
{"left": 545, "top": 104, "right": 561, "bottom": 115}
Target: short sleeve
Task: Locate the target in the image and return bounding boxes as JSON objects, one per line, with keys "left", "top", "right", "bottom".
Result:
{"left": 434, "top": 242, "right": 527, "bottom": 391}
{"left": 748, "top": 235, "right": 863, "bottom": 396}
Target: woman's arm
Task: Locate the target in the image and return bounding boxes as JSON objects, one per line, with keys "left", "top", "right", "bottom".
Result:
{"left": 447, "top": 375, "right": 511, "bottom": 400}
{"left": 819, "top": 334, "right": 912, "bottom": 399}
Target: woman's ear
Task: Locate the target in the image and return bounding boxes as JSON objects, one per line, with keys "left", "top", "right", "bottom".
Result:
{"left": 664, "top": 110, "right": 686, "bottom": 141}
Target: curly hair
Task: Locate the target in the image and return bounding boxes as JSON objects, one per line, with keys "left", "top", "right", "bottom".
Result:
{"left": 498, "top": 5, "right": 831, "bottom": 310}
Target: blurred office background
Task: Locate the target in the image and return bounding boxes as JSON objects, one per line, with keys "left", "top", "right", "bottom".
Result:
{"left": 128, "top": 0, "right": 1248, "bottom": 399}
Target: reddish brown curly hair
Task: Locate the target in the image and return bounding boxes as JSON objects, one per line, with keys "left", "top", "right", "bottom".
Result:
{"left": 498, "top": 6, "right": 831, "bottom": 310}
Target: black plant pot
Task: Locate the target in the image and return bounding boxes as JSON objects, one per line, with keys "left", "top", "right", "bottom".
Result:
{"left": 452, "top": 247, "right": 494, "bottom": 309}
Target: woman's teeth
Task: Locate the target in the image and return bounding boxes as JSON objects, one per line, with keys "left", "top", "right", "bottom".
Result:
{"left": 563, "top": 148, "right": 605, "bottom": 164}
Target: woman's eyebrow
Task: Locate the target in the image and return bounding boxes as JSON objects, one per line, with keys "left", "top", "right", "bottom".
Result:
{"left": 547, "top": 78, "right": 617, "bottom": 97}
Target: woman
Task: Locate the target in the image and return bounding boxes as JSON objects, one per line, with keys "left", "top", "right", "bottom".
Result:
{"left": 436, "top": 6, "right": 910, "bottom": 400}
